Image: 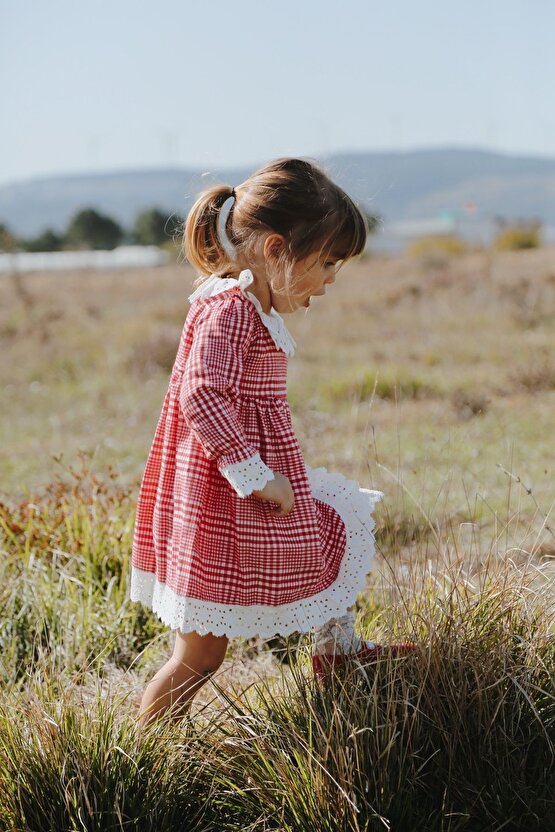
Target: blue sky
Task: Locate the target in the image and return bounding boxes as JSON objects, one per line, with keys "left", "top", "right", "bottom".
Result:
{"left": 1, "top": 0, "right": 552, "bottom": 186}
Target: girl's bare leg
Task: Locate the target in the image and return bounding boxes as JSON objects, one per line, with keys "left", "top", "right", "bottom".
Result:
{"left": 137, "top": 629, "right": 229, "bottom": 729}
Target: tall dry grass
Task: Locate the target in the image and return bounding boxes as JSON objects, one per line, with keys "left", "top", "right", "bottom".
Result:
{"left": 0, "top": 454, "right": 553, "bottom": 830}
{"left": 1, "top": 247, "right": 554, "bottom": 828}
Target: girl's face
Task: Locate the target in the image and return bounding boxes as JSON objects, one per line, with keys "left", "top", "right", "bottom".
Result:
{"left": 270, "top": 251, "right": 340, "bottom": 314}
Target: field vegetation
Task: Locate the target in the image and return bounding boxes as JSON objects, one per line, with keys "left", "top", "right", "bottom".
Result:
{"left": 0, "top": 244, "right": 554, "bottom": 830}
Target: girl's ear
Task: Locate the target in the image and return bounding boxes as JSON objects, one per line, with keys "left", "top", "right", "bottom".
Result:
{"left": 263, "top": 233, "right": 286, "bottom": 262}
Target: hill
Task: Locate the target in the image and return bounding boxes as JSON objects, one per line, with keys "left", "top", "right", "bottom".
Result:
{"left": 1, "top": 146, "right": 553, "bottom": 238}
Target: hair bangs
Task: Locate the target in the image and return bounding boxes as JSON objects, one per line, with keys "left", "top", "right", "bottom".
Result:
{"left": 318, "top": 199, "right": 367, "bottom": 265}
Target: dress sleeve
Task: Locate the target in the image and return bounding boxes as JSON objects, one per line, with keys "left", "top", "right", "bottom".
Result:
{"left": 179, "top": 295, "right": 276, "bottom": 497}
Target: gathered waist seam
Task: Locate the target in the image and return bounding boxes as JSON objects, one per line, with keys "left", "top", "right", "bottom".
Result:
{"left": 235, "top": 393, "right": 288, "bottom": 403}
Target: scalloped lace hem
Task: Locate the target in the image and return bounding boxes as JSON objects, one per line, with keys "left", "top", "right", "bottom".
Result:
{"left": 219, "top": 451, "right": 276, "bottom": 497}
{"left": 129, "top": 464, "right": 385, "bottom": 639}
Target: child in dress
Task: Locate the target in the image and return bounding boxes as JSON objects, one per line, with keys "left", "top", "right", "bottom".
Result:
{"left": 130, "top": 157, "right": 416, "bottom": 728}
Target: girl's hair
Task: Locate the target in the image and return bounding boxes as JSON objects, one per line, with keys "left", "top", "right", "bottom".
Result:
{"left": 183, "top": 157, "right": 368, "bottom": 298}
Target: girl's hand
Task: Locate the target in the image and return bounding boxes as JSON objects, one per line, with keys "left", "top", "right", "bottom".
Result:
{"left": 252, "top": 472, "right": 295, "bottom": 517}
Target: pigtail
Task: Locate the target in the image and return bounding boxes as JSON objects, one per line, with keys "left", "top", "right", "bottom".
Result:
{"left": 183, "top": 184, "right": 235, "bottom": 278}
{"left": 182, "top": 157, "right": 369, "bottom": 299}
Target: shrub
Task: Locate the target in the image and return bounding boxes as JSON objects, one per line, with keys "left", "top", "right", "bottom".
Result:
{"left": 451, "top": 388, "right": 489, "bottom": 419}
{"left": 0, "top": 453, "right": 162, "bottom": 684}
{"left": 0, "top": 222, "right": 18, "bottom": 252}
{"left": 133, "top": 208, "right": 181, "bottom": 246}
{"left": 65, "top": 208, "right": 124, "bottom": 250}
{"left": 321, "top": 367, "right": 440, "bottom": 404}
{"left": 508, "top": 353, "right": 555, "bottom": 393}
{"left": 0, "top": 683, "right": 214, "bottom": 831}
{"left": 199, "top": 557, "right": 555, "bottom": 832}
{"left": 494, "top": 223, "right": 542, "bottom": 251}
{"left": 20, "top": 228, "right": 64, "bottom": 252}
{"left": 408, "top": 234, "right": 468, "bottom": 258}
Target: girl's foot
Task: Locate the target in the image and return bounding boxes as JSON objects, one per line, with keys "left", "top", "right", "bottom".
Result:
{"left": 311, "top": 640, "right": 418, "bottom": 684}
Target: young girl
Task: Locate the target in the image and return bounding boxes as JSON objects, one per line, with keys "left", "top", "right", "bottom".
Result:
{"left": 130, "top": 157, "right": 416, "bottom": 727}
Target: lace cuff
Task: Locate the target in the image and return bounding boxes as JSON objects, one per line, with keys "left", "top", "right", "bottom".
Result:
{"left": 219, "top": 451, "right": 276, "bottom": 498}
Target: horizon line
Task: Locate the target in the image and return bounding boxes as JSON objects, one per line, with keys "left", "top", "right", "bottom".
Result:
{"left": 2, "top": 142, "right": 555, "bottom": 190}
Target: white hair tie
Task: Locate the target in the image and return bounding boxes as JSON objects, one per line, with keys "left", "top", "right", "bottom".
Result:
{"left": 217, "top": 190, "right": 237, "bottom": 260}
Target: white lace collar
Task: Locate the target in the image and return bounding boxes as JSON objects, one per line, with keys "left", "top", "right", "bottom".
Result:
{"left": 187, "top": 268, "right": 297, "bottom": 357}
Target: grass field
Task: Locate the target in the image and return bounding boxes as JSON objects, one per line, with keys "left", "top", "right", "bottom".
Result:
{"left": 0, "top": 245, "right": 554, "bottom": 830}
{"left": 2, "top": 246, "right": 554, "bottom": 557}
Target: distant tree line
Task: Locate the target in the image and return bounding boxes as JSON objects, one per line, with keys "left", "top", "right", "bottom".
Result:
{"left": 0, "top": 207, "right": 382, "bottom": 254}
{"left": 0, "top": 207, "right": 185, "bottom": 252}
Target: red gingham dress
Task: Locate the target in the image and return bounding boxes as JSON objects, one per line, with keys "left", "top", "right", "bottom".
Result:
{"left": 129, "top": 268, "right": 384, "bottom": 638}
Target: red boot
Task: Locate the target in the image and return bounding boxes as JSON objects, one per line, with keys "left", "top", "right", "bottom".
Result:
{"left": 312, "top": 640, "right": 418, "bottom": 684}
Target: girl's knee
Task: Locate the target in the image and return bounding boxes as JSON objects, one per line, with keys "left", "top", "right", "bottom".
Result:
{"left": 172, "top": 629, "right": 229, "bottom": 675}
{"left": 166, "top": 654, "right": 223, "bottom": 682}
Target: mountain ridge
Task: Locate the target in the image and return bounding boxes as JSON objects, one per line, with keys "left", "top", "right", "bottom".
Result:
{"left": 2, "top": 146, "right": 553, "bottom": 238}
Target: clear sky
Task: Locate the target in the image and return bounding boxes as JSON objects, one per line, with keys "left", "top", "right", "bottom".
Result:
{"left": 1, "top": 0, "right": 553, "bottom": 186}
